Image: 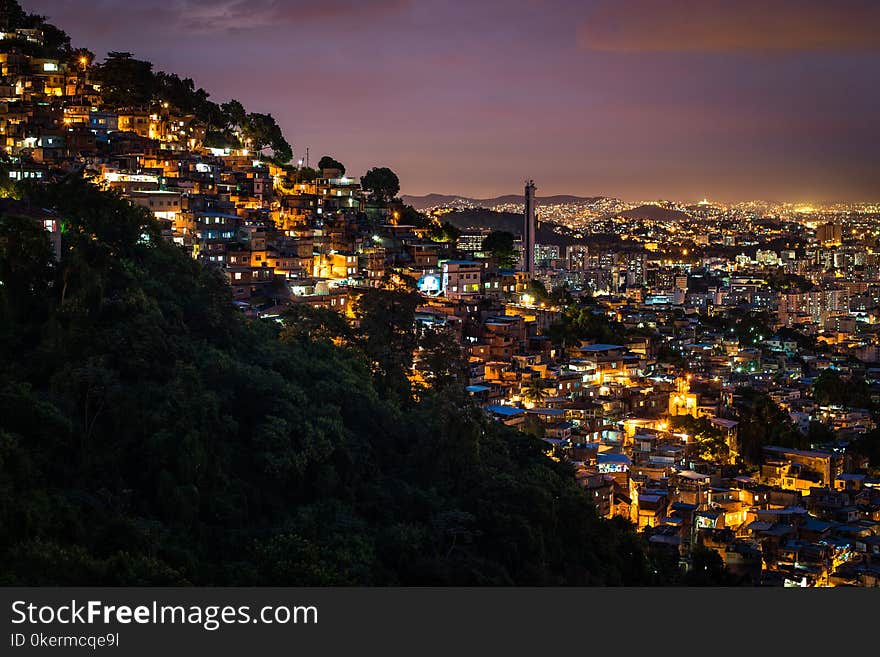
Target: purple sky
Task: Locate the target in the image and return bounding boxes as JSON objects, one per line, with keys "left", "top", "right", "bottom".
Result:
{"left": 27, "top": 0, "right": 880, "bottom": 202}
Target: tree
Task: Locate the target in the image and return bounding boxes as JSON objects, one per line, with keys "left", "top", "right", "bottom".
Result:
{"left": 0, "top": 212, "right": 56, "bottom": 327}
{"left": 549, "top": 285, "right": 574, "bottom": 307}
{"left": 39, "top": 22, "right": 71, "bottom": 56}
{"left": 195, "top": 97, "right": 242, "bottom": 149}
{"left": 521, "top": 413, "right": 546, "bottom": 439}
{"left": 221, "top": 99, "right": 247, "bottom": 130}
{"left": 428, "top": 221, "right": 460, "bottom": 243}
{"left": 670, "top": 416, "right": 730, "bottom": 464}
{"left": 242, "top": 112, "right": 292, "bottom": 163}
{"left": 361, "top": 167, "right": 400, "bottom": 204}
{"left": 767, "top": 272, "right": 814, "bottom": 293}
{"left": 807, "top": 420, "right": 836, "bottom": 446}
{"left": 852, "top": 428, "right": 880, "bottom": 470}
{"left": 813, "top": 370, "right": 872, "bottom": 409}
{"left": 354, "top": 288, "right": 420, "bottom": 398}
{"left": 0, "top": 2, "right": 71, "bottom": 58}
{"left": 96, "top": 52, "right": 156, "bottom": 108}
{"left": 317, "top": 156, "right": 345, "bottom": 175}
{"left": 527, "top": 280, "right": 550, "bottom": 304}
{"left": 70, "top": 48, "right": 95, "bottom": 69}
{"left": 682, "top": 546, "right": 742, "bottom": 586}
{"left": 733, "top": 388, "right": 806, "bottom": 464}
{"left": 278, "top": 305, "right": 351, "bottom": 345}
{"left": 0, "top": 154, "right": 20, "bottom": 199}
{"left": 482, "top": 230, "right": 518, "bottom": 268}
{"left": 416, "top": 327, "right": 468, "bottom": 392}
{"left": 523, "top": 378, "right": 549, "bottom": 405}
{"left": 0, "top": 0, "right": 27, "bottom": 31}
{"left": 294, "top": 167, "right": 319, "bottom": 183}
{"left": 399, "top": 205, "right": 429, "bottom": 228}
{"left": 154, "top": 72, "right": 210, "bottom": 116}
{"left": 549, "top": 301, "right": 625, "bottom": 349}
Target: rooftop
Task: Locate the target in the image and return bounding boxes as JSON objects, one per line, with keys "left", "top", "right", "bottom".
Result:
{"left": 578, "top": 344, "right": 626, "bottom": 352}
{"left": 486, "top": 405, "right": 525, "bottom": 417}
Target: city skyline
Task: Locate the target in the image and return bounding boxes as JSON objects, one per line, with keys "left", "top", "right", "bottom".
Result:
{"left": 27, "top": 0, "right": 880, "bottom": 203}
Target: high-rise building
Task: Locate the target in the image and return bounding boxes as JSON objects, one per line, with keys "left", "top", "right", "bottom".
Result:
{"left": 816, "top": 222, "right": 842, "bottom": 246}
{"left": 567, "top": 244, "right": 590, "bottom": 272}
{"left": 534, "top": 244, "right": 560, "bottom": 267}
{"left": 522, "top": 180, "right": 536, "bottom": 273}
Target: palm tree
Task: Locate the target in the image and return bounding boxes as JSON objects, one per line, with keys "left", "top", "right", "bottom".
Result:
{"left": 523, "top": 377, "right": 549, "bottom": 406}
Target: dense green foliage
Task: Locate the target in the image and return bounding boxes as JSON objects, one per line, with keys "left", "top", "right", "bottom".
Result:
{"left": 241, "top": 112, "right": 292, "bottom": 163}
{"left": 680, "top": 546, "right": 745, "bottom": 586}
{"left": 0, "top": 0, "right": 27, "bottom": 30}
{"left": 0, "top": 0, "right": 72, "bottom": 60}
{"left": 669, "top": 416, "right": 730, "bottom": 464}
{"left": 812, "top": 369, "right": 874, "bottom": 410}
{"left": 398, "top": 204, "right": 430, "bottom": 228}
{"left": 0, "top": 0, "right": 292, "bottom": 163}
{"left": 96, "top": 52, "right": 156, "bottom": 108}
{"left": 482, "top": 231, "right": 518, "bottom": 268}
{"left": 91, "top": 52, "right": 292, "bottom": 162}
{"left": 0, "top": 177, "right": 664, "bottom": 585}
{"left": 292, "top": 166, "right": 319, "bottom": 183}
{"left": 428, "top": 221, "right": 461, "bottom": 243}
{"left": 361, "top": 167, "right": 400, "bottom": 203}
{"left": 852, "top": 429, "right": 880, "bottom": 468}
{"left": 549, "top": 301, "right": 626, "bottom": 349}
{"left": 766, "top": 272, "right": 814, "bottom": 293}
{"left": 317, "top": 156, "right": 345, "bottom": 175}
{"left": 730, "top": 388, "right": 806, "bottom": 464}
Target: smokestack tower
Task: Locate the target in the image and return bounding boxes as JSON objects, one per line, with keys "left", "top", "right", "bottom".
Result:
{"left": 523, "top": 180, "right": 537, "bottom": 273}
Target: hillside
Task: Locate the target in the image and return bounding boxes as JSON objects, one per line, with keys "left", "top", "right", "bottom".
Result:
{"left": 0, "top": 176, "right": 666, "bottom": 585}
{"left": 403, "top": 193, "right": 606, "bottom": 210}
{"left": 0, "top": 1, "right": 292, "bottom": 161}
{"left": 615, "top": 204, "right": 692, "bottom": 222}
{"left": 0, "top": 0, "right": 668, "bottom": 587}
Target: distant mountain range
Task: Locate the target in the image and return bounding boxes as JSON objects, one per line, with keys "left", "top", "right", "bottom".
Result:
{"left": 617, "top": 204, "right": 692, "bottom": 222}
{"left": 404, "top": 193, "right": 695, "bottom": 225}
{"left": 401, "top": 193, "right": 605, "bottom": 210}
{"left": 430, "top": 209, "right": 589, "bottom": 247}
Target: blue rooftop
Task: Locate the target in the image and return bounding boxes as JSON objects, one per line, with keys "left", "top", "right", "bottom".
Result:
{"left": 486, "top": 405, "right": 525, "bottom": 417}
{"left": 598, "top": 453, "right": 632, "bottom": 465}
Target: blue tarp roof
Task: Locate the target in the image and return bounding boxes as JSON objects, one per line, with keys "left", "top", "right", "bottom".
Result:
{"left": 598, "top": 453, "right": 631, "bottom": 465}
{"left": 486, "top": 405, "right": 525, "bottom": 417}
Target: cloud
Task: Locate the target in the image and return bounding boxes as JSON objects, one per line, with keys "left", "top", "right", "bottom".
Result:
{"left": 177, "top": 0, "right": 411, "bottom": 33}
{"left": 578, "top": 0, "right": 880, "bottom": 53}
{"left": 28, "top": 0, "right": 411, "bottom": 37}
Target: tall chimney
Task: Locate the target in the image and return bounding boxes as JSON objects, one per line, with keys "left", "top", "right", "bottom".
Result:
{"left": 523, "top": 180, "right": 537, "bottom": 273}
